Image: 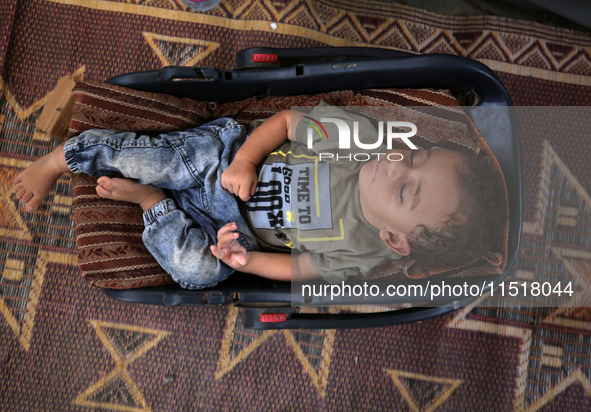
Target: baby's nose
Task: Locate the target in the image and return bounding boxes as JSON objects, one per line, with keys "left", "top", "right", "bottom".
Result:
{"left": 387, "top": 158, "right": 409, "bottom": 178}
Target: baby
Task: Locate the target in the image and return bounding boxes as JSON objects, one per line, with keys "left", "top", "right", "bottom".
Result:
{"left": 13, "top": 105, "right": 504, "bottom": 289}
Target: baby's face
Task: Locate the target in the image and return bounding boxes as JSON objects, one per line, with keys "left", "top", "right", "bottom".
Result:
{"left": 358, "top": 149, "right": 466, "bottom": 255}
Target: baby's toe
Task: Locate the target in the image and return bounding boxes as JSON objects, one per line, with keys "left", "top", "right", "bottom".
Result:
{"left": 19, "top": 190, "right": 34, "bottom": 204}
{"left": 15, "top": 187, "right": 26, "bottom": 200}
{"left": 97, "top": 176, "right": 116, "bottom": 190}
{"left": 25, "top": 197, "right": 43, "bottom": 212}
{"left": 96, "top": 184, "right": 113, "bottom": 199}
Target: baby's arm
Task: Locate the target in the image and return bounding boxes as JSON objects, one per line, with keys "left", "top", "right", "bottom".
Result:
{"left": 211, "top": 222, "right": 320, "bottom": 281}
{"left": 221, "top": 110, "right": 303, "bottom": 201}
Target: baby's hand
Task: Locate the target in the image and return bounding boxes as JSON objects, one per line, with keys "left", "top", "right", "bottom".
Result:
{"left": 210, "top": 222, "right": 249, "bottom": 270}
{"left": 221, "top": 158, "right": 258, "bottom": 201}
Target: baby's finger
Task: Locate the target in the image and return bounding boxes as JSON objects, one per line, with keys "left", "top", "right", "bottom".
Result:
{"left": 217, "top": 222, "right": 238, "bottom": 239}
{"left": 210, "top": 245, "right": 226, "bottom": 260}
{"left": 217, "top": 231, "right": 240, "bottom": 249}
{"left": 221, "top": 174, "right": 229, "bottom": 190}
{"left": 238, "top": 183, "right": 252, "bottom": 201}
{"left": 225, "top": 181, "right": 235, "bottom": 196}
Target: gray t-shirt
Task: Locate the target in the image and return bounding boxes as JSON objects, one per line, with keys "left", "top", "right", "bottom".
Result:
{"left": 244, "top": 104, "right": 400, "bottom": 282}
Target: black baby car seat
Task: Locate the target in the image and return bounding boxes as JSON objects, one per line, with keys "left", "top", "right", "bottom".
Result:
{"left": 101, "top": 47, "right": 522, "bottom": 329}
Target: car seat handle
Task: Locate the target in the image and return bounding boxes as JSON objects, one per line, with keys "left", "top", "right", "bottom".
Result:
{"left": 241, "top": 303, "right": 469, "bottom": 330}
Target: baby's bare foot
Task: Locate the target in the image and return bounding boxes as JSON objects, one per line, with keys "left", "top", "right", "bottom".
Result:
{"left": 96, "top": 177, "right": 166, "bottom": 211}
{"left": 12, "top": 144, "right": 69, "bottom": 212}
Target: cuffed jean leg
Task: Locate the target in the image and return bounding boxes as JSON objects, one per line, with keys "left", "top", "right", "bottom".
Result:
{"left": 63, "top": 118, "right": 246, "bottom": 191}
{"left": 142, "top": 199, "right": 234, "bottom": 289}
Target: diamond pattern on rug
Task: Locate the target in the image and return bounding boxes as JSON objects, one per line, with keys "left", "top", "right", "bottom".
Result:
{"left": 73, "top": 320, "right": 171, "bottom": 411}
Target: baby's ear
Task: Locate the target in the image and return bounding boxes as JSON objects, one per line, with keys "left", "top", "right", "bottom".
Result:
{"left": 379, "top": 230, "right": 411, "bottom": 256}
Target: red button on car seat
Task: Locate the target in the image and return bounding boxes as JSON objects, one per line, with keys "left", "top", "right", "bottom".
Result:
{"left": 252, "top": 53, "right": 279, "bottom": 64}
{"left": 260, "top": 313, "right": 287, "bottom": 323}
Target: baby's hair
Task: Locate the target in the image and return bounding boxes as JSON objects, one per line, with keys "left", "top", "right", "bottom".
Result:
{"left": 407, "top": 153, "right": 507, "bottom": 271}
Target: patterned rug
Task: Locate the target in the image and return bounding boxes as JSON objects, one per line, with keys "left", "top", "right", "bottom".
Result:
{"left": 1, "top": 0, "right": 591, "bottom": 410}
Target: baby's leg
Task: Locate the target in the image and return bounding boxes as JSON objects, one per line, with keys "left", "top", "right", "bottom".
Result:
{"left": 97, "top": 176, "right": 245, "bottom": 289}
{"left": 95, "top": 176, "right": 166, "bottom": 212}
{"left": 12, "top": 144, "right": 69, "bottom": 211}
{"left": 63, "top": 127, "right": 228, "bottom": 191}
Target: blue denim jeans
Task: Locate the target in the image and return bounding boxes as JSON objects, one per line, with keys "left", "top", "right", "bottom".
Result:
{"left": 64, "top": 118, "right": 259, "bottom": 289}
